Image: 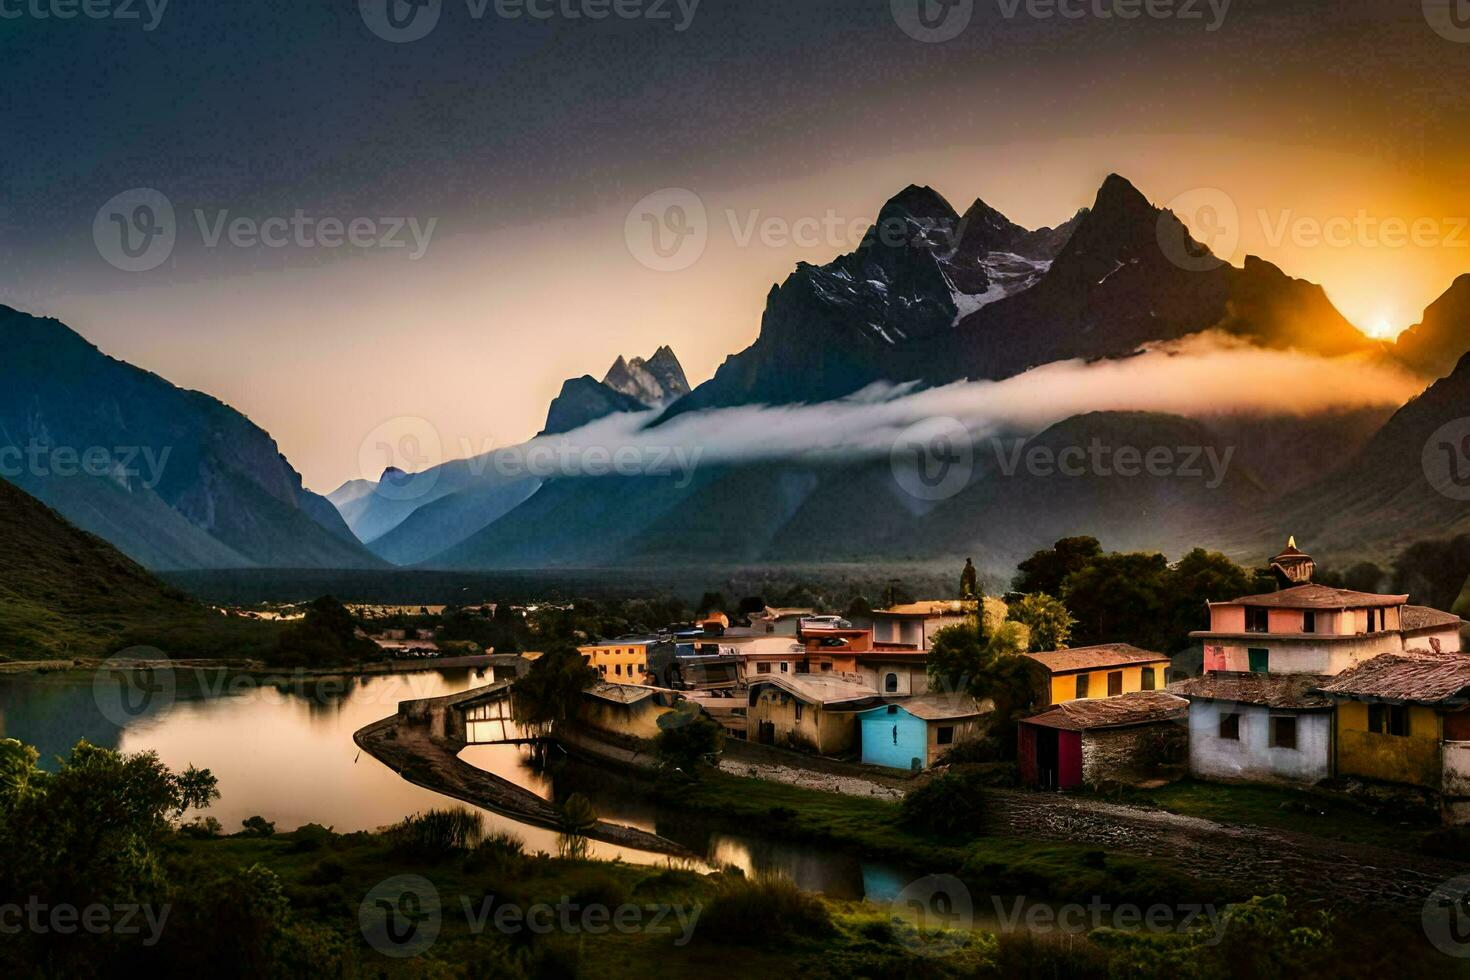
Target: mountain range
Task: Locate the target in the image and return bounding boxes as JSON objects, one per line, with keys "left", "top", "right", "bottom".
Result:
{"left": 7, "top": 173, "right": 1470, "bottom": 579}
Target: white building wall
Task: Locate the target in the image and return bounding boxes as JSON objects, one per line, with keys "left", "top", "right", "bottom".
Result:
{"left": 1188, "top": 702, "right": 1332, "bottom": 785}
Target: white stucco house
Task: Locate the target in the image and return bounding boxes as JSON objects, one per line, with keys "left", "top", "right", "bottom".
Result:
{"left": 1173, "top": 672, "right": 1336, "bottom": 786}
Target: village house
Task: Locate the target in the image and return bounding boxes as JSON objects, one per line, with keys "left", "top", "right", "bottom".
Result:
{"left": 1017, "top": 691, "right": 1189, "bottom": 790}
{"left": 1316, "top": 651, "right": 1470, "bottom": 823}
{"left": 1172, "top": 672, "right": 1335, "bottom": 786}
{"left": 830, "top": 650, "right": 932, "bottom": 696}
{"left": 748, "top": 607, "right": 816, "bottom": 636}
{"left": 578, "top": 636, "right": 676, "bottom": 686}
{"left": 1023, "top": 644, "right": 1172, "bottom": 706}
{"left": 576, "top": 682, "right": 687, "bottom": 740}
{"left": 855, "top": 693, "right": 991, "bottom": 770}
{"left": 866, "top": 600, "right": 973, "bottom": 649}
{"left": 1192, "top": 541, "right": 1462, "bottom": 676}
{"left": 745, "top": 674, "right": 877, "bottom": 754}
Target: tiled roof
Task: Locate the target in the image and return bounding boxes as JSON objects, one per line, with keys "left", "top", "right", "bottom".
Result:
{"left": 1216, "top": 583, "right": 1408, "bottom": 609}
{"left": 1171, "top": 672, "right": 1333, "bottom": 710}
{"left": 584, "top": 682, "right": 661, "bottom": 705}
{"left": 1317, "top": 651, "right": 1470, "bottom": 704}
{"left": 1023, "top": 643, "right": 1170, "bottom": 674}
{"left": 1021, "top": 691, "right": 1189, "bottom": 731}
{"left": 1401, "top": 605, "right": 1463, "bottom": 633}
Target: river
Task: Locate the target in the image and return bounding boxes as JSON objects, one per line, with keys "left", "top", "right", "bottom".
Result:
{"left": 0, "top": 666, "right": 916, "bottom": 901}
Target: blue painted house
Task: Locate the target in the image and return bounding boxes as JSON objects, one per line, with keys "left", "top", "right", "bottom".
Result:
{"left": 857, "top": 694, "right": 991, "bottom": 770}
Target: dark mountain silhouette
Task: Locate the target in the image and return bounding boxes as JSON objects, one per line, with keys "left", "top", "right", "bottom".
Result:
{"left": 0, "top": 306, "right": 383, "bottom": 571}
{"left": 1394, "top": 274, "right": 1470, "bottom": 380}
{"left": 543, "top": 347, "right": 691, "bottom": 435}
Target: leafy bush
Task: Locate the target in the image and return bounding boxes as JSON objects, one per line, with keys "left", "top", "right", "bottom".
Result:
{"left": 387, "top": 806, "right": 486, "bottom": 857}
{"left": 180, "top": 815, "right": 223, "bottom": 839}
{"left": 240, "top": 815, "right": 276, "bottom": 837}
{"left": 699, "top": 873, "right": 834, "bottom": 945}
{"left": 901, "top": 772, "right": 987, "bottom": 839}
{"left": 463, "top": 830, "right": 527, "bottom": 873}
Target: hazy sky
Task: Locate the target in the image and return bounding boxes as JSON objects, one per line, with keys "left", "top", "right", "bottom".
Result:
{"left": 4, "top": 1, "right": 1470, "bottom": 491}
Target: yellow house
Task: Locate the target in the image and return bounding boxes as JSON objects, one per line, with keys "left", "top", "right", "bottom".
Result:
{"left": 578, "top": 637, "right": 673, "bottom": 685}
{"left": 1023, "top": 644, "right": 1172, "bottom": 707}
{"left": 1318, "top": 651, "right": 1470, "bottom": 816}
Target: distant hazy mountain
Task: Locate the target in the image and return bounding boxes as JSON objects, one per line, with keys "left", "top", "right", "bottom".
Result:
{"left": 0, "top": 306, "right": 382, "bottom": 571}
{"left": 543, "top": 348, "right": 690, "bottom": 435}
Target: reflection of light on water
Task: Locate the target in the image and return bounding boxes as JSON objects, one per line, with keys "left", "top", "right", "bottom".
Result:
{"left": 708, "top": 836, "right": 758, "bottom": 877}
{"left": 457, "top": 744, "right": 554, "bottom": 800}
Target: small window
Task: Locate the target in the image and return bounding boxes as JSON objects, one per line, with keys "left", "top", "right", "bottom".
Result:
{"left": 885, "top": 673, "right": 899, "bottom": 693}
{"left": 821, "top": 663, "right": 832, "bottom": 672}
{"left": 614, "top": 664, "right": 622, "bottom": 676}
{"left": 1107, "top": 671, "right": 1123, "bottom": 697}
{"left": 794, "top": 702, "right": 804, "bottom": 721}
{"left": 1269, "top": 716, "right": 1298, "bottom": 750}
{"left": 1246, "top": 607, "right": 1269, "bottom": 633}
{"left": 779, "top": 662, "right": 789, "bottom": 673}
{"left": 887, "top": 704, "right": 898, "bottom": 715}
{"left": 1141, "top": 667, "right": 1156, "bottom": 691}
{"left": 937, "top": 726, "right": 955, "bottom": 746}
{"left": 1248, "top": 649, "right": 1270, "bottom": 674}
{"left": 1219, "top": 713, "right": 1241, "bottom": 740}
{"left": 1369, "top": 704, "right": 1411, "bottom": 736}
{"left": 1076, "top": 674, "right": 1090, "bottom": 699}
{"left": 1302, "top": 611, "right": 1316, "bottom": 634}
{"left": 796, "top": 661, "right": 810, "bottom": 674}
{"left": 757, "top": 662, "right": 771, "bottom": 674}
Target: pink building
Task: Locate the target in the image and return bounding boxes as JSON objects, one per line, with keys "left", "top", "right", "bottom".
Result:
{"left": 1192, "top": 540, "right": 1462, "bottom": 676}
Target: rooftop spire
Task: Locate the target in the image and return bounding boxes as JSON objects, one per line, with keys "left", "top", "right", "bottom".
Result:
{"left": 1271, "top": 537, "right": 1315, "bottom": 589}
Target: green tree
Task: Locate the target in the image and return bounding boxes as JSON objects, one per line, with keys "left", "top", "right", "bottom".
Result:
{"left": 510, "top": 646, "right": 598, "bottom": 735}
{"left": 1162, "top": 549, "right": 1259, "bottom": 653}
{"left": 1061, "top": 552, "right": 1171, "bottom": 650}
{"left": 1007, "top": 593, "right": 1075, "bottom": 652}
{"left": 654, "top": 705, "right": 725, "bottom": 776}
{"left": 696, "top": 591, "right": 728, "bottom": 617}
{"left": 1013, "top": 536, "right": 1103, "bottom": 595}
{"left": 927, "top": 622, "right": 986, "bottom": 694}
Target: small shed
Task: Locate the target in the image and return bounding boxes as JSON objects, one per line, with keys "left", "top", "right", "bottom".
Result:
{"left": 856, "top": 693, "right": 992, "bottom": 770}
{"left": 1018, "top": 691, "right": 1189, "bottom": 790}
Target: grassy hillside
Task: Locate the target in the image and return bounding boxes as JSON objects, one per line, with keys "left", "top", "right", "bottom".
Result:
{"left": 0, "top": 478, "right": 280, "bottom": 660}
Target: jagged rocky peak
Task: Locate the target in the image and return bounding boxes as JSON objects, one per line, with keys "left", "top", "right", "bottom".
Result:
{"left": 602, "top": 347, "right": 690, "bottom": 407}
{"left": 1394, "top": 274, "right": 1470, "bottom": 379}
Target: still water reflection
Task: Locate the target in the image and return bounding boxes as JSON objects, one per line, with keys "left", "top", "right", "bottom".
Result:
{"left": 0, "top": 667, "right": 915, "bottom": 899}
